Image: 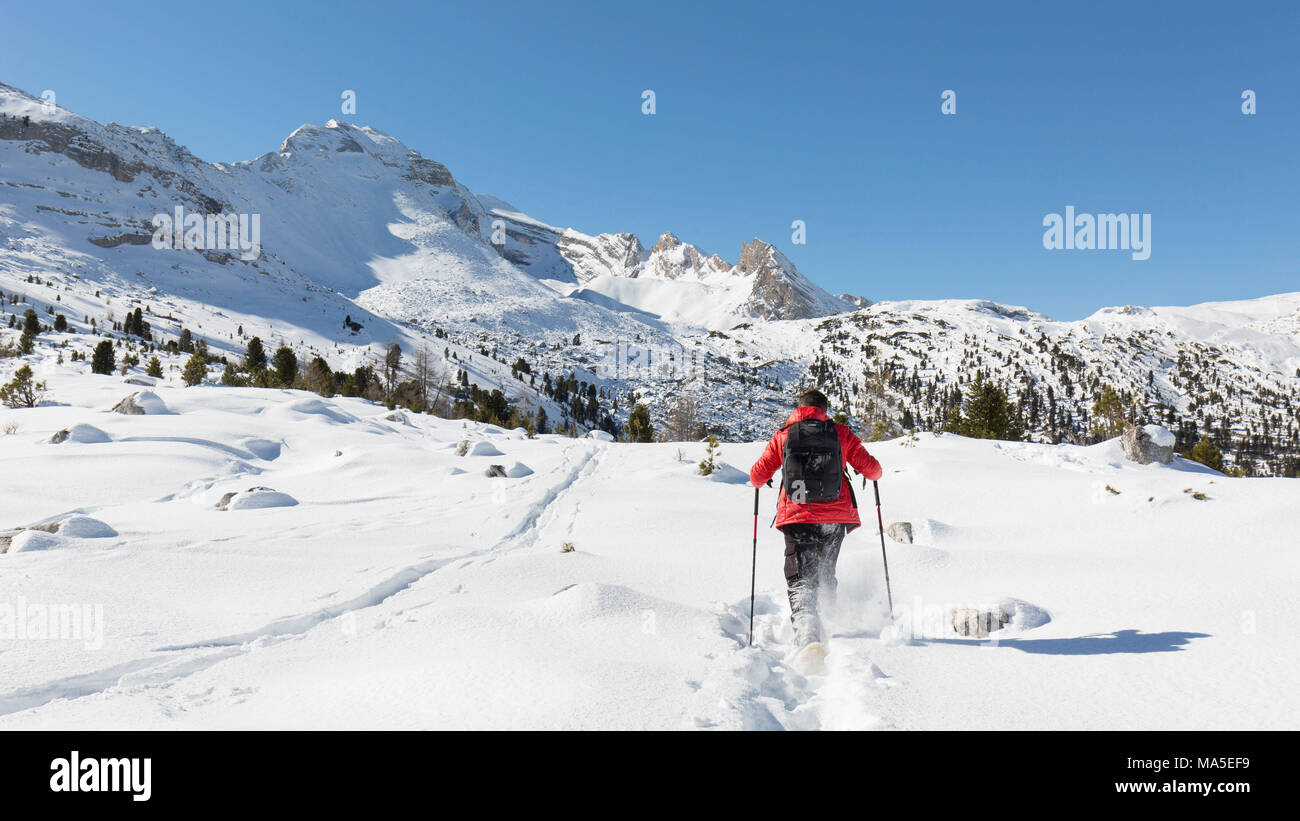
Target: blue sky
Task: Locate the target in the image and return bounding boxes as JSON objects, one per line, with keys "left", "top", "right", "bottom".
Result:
{"left": 3, "top": 0, "right": 1296, "bottom": 319}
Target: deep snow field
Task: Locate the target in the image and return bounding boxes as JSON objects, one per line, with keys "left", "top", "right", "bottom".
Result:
{"left": 2, "top": 370, "right": 1298, "bottom": 730}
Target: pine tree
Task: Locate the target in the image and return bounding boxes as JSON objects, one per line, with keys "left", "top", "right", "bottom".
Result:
{"left": 697, "top": 434, "right": 720, "bottom": 476}
{"left": 305, "top": 356, "right": 334, "bottom": 397}
{"left": 1189, "top": 435, "right": 1225, "bottom": 473}
{"left": 179, "top": 328, "right": 193, "bottom": 353}
{"left": 1091, "top": 384, "right": 1126, "bottom": 442}
{"left": 182, "top": 351, "right": 208, "bottom": 386}
{"left": 90, "top": 340, "right": 115, "bottom": 374}
{"left": 22, "top": 308, "right": 39, "bottom": 336}
{"left": 245, "top": 336, "right": 267, "bottom": 372}
{"left": 946, "top": 377, "right": 1023, "bottom": 441}
{"left": 146, "top": 356, "right": 164, "bottom": 378}
{"left": 272, "top": 346, "right": 298, "bottom": 387}
{"left": 220, "top": 362, "right": 248, "bottom": 387}
{"left": 53, "top": 314, "right": 67, "bottom": 332}
{"left": 627, "top": 403, "right": 654, "bottom": 443}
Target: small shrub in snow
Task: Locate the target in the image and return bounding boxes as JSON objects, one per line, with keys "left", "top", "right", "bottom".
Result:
{"left": 1105, "top": 484, "right": 1121, "bottom": 495}
{"left": 0, "top": 365, "right": 46, "bottom": 408}
{"left": 697, "top": 434, "right": 720, "bottom": 476}
{"left": 3, "top": 422, "right": 18, "bottom": 435}
{"left": 560, "top": 541, "right": 575, "bottom": 554}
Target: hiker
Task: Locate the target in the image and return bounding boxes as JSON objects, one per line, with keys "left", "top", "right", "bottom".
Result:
{"left": 749, "top": 389, "right": 883, "bottom": 663}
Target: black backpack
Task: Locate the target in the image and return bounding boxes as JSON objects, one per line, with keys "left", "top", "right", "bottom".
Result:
{"left": 781, "top": 419, "right": 844, "bottom": 504}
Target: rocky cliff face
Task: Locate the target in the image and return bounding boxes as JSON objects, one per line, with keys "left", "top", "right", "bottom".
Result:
{"left": 556, "top": 231, "right": 645, "bottom": 283}
{"left": 736, "top": 239, "right": 851, "bottom": 320}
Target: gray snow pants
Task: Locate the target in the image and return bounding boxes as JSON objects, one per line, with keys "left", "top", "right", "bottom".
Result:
{"left": 782, "top": 522, "right": 847, "bottom": 647}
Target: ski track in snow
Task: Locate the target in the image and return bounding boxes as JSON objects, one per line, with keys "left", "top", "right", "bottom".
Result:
{"left": 0, "top": 438, "right": 604, "bottom": 719}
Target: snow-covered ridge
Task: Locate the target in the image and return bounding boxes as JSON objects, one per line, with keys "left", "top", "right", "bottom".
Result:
{"left": 3, "top": 80, "right": 1300, "bottom": 470}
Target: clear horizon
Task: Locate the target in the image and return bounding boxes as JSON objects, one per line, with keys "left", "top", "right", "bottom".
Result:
{"left": 2, "top": 0, "right": 1296, "bottom": 321}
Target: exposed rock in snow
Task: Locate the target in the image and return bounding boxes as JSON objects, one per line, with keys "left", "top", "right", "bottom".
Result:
{"left": 886, "top": 522, "right": 914, "bottom": 544}
{"left": 1122, "top": 423, "right": 1175, "bottom": 465}
{"left": 484, "top": 464, "right": 508, "bottom": 478}
{"left": 217, "top": 487, "right": 298, "bottom": 510}
{"left": 951, "top": 599, "right": 1051, "bottom": 638}
{"left": 111, "top": 391, "right": 167, "bottom": 415}
{"left": 123, "top": 376, "right": 157, "bottom": 386}
{"left": 49, "top": 423, "right": 111, "bottom": 444}
{"left": 952, "top": 607, "right": 1010, "bottom": 638}
{"left": 585, "top": 430, "right": 614, "bottom": 442}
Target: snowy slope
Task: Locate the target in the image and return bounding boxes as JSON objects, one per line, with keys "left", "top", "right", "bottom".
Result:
{"left": 1, "top": 374, "right": 1296, "bottom": 729}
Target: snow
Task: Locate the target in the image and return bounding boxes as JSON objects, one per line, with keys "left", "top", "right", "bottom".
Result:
{"left": 504, "top": 461, "right": 534, "bottom": 478}
{"left": 1, "top": 376, "right": 1296, "bottom": 730}
{"left": 467, "top": 440, "right": 503, "bottom": 457}
{"left": 1143, "top": 424, "right": 1176, "bottom": 448}
{"left": 56, "top": 516, "right": 118, "bottom": 539}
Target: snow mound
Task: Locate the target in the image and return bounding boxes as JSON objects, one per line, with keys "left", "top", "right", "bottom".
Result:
{"left": 505, "top": 461, "right": 534, "bottom": 478}
{"left": 224, "top": 489, "right": 299, "bottom": 511}
{"left": 60, "top": 424, "right": 112, "bottom": 444}
{"left": 111, "top": 390, "right": 169, "bottom": 415}
{"left": 998, "top": 597, "right": 1052, "bottom": 632}
{"left": 535, "top": 583, "right": 662, "bottom": 621}
{"left": 444, "top": 466, "right": 468, "bottom": 476}
{"left": 382, "top": 410, "right": 413, "bottom": 426}
{"left": 275, "top": 397, "right": 359, "bottom": 425}
{"left": 9, "top": 530, "right": 65, "bottom": 552}
{"left": 585, "top": 430, "right": 614, "bottom": 442}
{"left": 467, "top": 440, "right": 503, "bottom": 457}
{"left": 57, "top": 516, "right": 118, "bottom": 539}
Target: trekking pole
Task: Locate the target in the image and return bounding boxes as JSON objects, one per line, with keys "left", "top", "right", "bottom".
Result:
{"left": 749, "top": 485, "right": 760, "bottom": 646}
{"left": 873, "top": 481, "right": 895, "bottom": 620}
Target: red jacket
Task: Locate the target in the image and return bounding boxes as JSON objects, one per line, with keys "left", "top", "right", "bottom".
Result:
{"left": 749, "top": 406, "right": 883, "bottom": 532}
